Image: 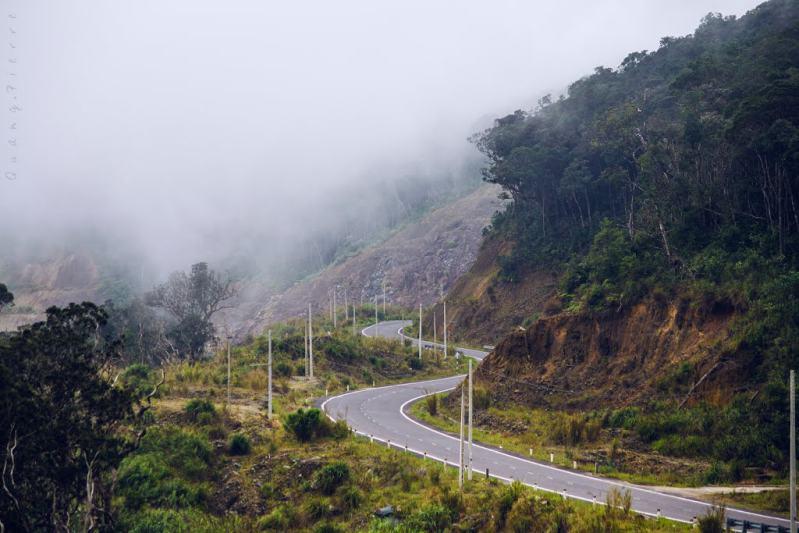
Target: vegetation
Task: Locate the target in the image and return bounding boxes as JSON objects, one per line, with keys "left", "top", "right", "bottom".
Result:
{"left": 0, "top": 303, "right": 156, "bottom": 530}
{"left": 145, "top": 262, "right": 236, "bottom": 361}
{"left": 471, "top": 0, "right": 799, "bottom": 475}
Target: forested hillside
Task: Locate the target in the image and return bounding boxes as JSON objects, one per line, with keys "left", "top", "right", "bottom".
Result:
{"left": 453, "top": 0, "right": 799, "bottom": 476}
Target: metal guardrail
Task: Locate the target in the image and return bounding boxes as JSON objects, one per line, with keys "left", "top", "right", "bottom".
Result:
{"left": 726, "top": 517, "right": 789, "bottom": 532}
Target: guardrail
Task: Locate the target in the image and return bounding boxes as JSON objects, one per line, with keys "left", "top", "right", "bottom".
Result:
{"left": 726, "top": 517, "right": 789, "bottom": 532}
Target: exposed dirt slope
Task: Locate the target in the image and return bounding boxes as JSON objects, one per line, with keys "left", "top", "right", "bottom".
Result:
{"left": 471, "top": 295, "right": 738, "bottom": 408}
{"left": 0, "top": 253, "right": 103, "bottom": 331}
{"left": 232, "top": 185, "right": 503, "bottom": 338}
{"left": 422, "top": 236, "right": 558, "bottom": 347}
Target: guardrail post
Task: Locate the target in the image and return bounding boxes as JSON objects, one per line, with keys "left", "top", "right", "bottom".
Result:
{"left": 485, "top": 468, "right": 489, "bottom": 479}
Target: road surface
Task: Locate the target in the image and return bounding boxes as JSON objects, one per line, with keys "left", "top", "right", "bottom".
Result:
{"left": 321, "top": 320, "right": 788, "bottom": 529}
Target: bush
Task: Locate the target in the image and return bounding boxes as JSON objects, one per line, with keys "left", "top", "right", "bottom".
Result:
{"left": 228, "top": 433, "right": 251, "bottom": 455}
{"left": 120, "top": 364, "right": 157, "bottom": 398}
{"left": 405, "top": 503, "right": 452, "bottom": 532}
{"left": 117, "top": 454, "right": 205, "bottom": 511}
{"left": 425, "top": 394, "right": 438, "bottom": 416}
{"left": 275, "top": 361, "right": 293, "bottom": 377}
{"left": 304, "top": 497, "right": 329, "bottom": 521}
{"left": 407, "top": 356, "right": 423, "bottom": 370}
{"left": 258, "top": 505, "right": 294, "bottom": 530}
{"left": 284, "top": 408, "right": 328, "bottom": 442}
{"left": 340, "top": 486, "right": 362, "bottom": 511}
{"left": 697, "top": 505, "right": 725, "bottom": 533}
{"left": 184, "top": 398, "right": 217, "bottom": 423}
{"left": 139, "top": 427, "right": 211, "bottom": 479}
{"left": 473, "top": 387, "right": 492, "bottom": 410}
{"left": 314, "top": 462, "right": 350, "bottom": 495}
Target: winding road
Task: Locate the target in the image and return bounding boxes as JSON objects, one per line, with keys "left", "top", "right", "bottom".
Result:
{"left": 321, "top": 320, "right": 789, "bottom": 529}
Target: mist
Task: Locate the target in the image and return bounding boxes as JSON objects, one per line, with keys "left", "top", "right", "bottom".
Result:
{"left": 2, "top": 0, "right": 762, "bottom": 283}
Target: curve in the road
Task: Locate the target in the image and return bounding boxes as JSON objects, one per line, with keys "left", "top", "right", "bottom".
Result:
{"left": 321, "top": 320, "right": 788, "bottom": 529}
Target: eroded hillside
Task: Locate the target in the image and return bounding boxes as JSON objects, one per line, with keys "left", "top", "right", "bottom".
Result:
{"left": 230, "top": 185, "right": 503, "bottom": 338}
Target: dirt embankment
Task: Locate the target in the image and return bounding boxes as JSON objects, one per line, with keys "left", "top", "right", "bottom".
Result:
{"left": 472, "top": 295, "right": 739, "bottom": 408}
{"left": 0, "top": 253, "right": 103, "bottom": 331}
{"left": 423, "top": 235, "right": 559, "bottom": 347}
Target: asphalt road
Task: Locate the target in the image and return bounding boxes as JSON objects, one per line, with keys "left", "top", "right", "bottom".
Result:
{"left": 321, "top": 320, "right": 789, "bottom": 529}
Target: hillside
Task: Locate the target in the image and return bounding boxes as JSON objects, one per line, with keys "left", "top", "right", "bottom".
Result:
{"left": 233, "top": 184, "right": 502, "bottom": 338}
{"left": 443, "top": 0, "right": 799, "bottom": 479}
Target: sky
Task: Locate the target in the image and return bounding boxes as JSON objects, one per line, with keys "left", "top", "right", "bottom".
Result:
{"left": 1, "top": 0, "right": 763, "bottom": 277}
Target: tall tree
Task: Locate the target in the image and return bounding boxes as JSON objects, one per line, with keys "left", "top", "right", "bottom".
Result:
{"left": 146, "top": 262, "right": 236, "bottom": 360}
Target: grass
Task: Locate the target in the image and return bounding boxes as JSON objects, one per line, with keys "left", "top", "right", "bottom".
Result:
{"left": 409, "top": 395, "right": 714, "bottom": 488}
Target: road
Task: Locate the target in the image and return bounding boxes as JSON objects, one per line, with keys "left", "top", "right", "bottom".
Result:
{"left": 321, "top": 320, "right": 789, "bottom": 529}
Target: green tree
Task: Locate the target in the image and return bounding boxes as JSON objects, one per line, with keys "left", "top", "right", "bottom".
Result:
{"left": 0, "top": 303, "right": 154, "bottom": 531}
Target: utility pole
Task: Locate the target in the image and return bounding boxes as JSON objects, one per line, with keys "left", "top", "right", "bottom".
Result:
{"left": 792, "top": 369, "right": 796, "bottom": 533}
{"left": 333, "top": 287, "right": 337, "bottom": 328}
{"left": 468, "top": 359, "right": 473, "bottom": 480}
{"left": 443, "top": 300, "right": 447, "bottom": 359}
{"left": 304, "top": 316, "right": 309, "bottom": 377}
{"left": 382, "top": 280, "right": 386, "bottom": 317}
{"left": 459, "top": 385, "right": 465, "bottom": 490}
{"left": 352, "top": 304, "right": 356, "bottom": 336}
{"left": 418, "top": 304, "right": 423, "bottom": 360}
{"left": 374, "top": 295, "right": 378, "bottom": 327}
{"left": 433, "top": 312, "right": 437, "bottom": 357}
{"left": 226, "top": 333, "right": 232, "bottom": 408}
{"left": 308, "top": 303, "right": 314, "bottom": 378}
{"left": 267, "top": 329, "right": 273, "bottom": 419}
{"left": 344, "top": 288, "right": 348, "bottom": 322}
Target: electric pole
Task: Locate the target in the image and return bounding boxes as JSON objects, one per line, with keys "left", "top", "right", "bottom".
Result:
{"left": 433, "top": 311, "right": 437, "bottom": 357}
{"left": 443, "top": 300, "right": 447, "bottom": 359}
{"left": 374, "top": 295, "right": 378, "bottom": 327}
{"left": 308, "top": 303, "right": 314, "bottom": 378}
{"left": 226, "top": 333, "right": 232, "bottom": 408}
{"left": 382, "top": 280, "right": 386, "bottom": 317}
{"left": 418, "top": 304, "right": 423, "bottom": 360}
{"left": 267, "top": 329, "right": 273, "bottom": 419}
{"left": 304, "top": 316, "right": 308, "bottom": 377}
{"left": 792, "top": 369, "right": 796, "bottom": 533}
{"left": 459, "top": 385, "right": 465, "bottom": 490}
{"left": 352, "top": 304, "right": 356, "bottom": 336}
{"left": 468, "top": 358, "right": 473, "bottom": 480}
{"left": 333, "top": 287, "right": 337, "bottom": 328}
{"left": 344, "top": 288, "right": 348, "bottom": 322}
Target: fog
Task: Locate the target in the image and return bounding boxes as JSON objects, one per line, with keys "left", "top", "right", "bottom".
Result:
{"left": 2, "top": 0, "right": 762, "bottom": 284}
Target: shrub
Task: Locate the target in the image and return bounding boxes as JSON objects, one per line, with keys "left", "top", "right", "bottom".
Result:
{"left": 506, "top": 495, "right": 542, "bottom": 533}
{"left": 120, "top": 364, "right": 157, "bottom": 398}
{"left": 405, "top": 503, "right": 452, "bottom": 532}
{"left": 407, "top": 356, "right": 423, "bottom": 370}
{"left": 284, "top": 408, "right": 327, "bottom": 442}
{"left": 425, "top": 394, "right": 438, "bottom": 416}
{"left": 139, "top": 427, "right": 211, "bottom": 479}
{"left": 340, "top": 486, "right": 362, "bottom": 511}
{"left": 184, "top": 398, "right": 217, "bottom": 423}
{"left": 275, "top": 361, "right": 293, "bottom": 377}
{"left": 258, "top": 505, "right": 295, "bottom": 530}
{"left": 473, "top": 387, "right": 492, "bottom": 410}
{"left": 314, "top": 462, "right": 350, "bottom": 495}
{"left": 117, "top": 454, "right": 205, "bottom": 510}
{"left": 228, "top": 433, "right": 251, "bottom": 455}
{"left": 697, "top": 505, "right": 725, "bottom": 533}
{"left": 304, "top": 497, "right": 329, "bottom": 521}
{"left": 495, "top": 481, "right": 524, "bottom": 530}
